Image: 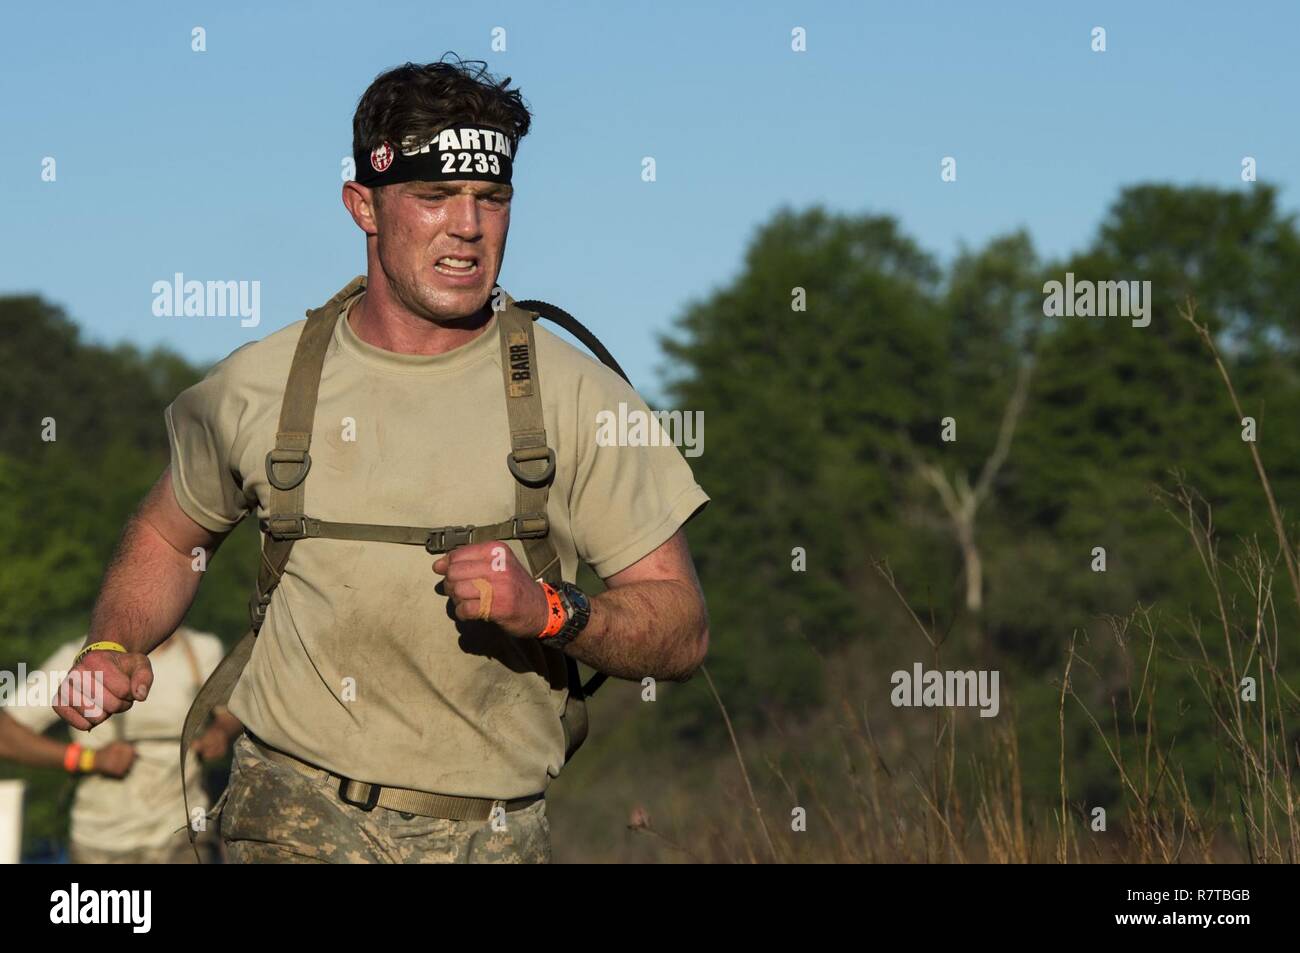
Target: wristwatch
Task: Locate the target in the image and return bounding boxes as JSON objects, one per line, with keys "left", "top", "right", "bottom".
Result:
{"left": 546, "top": 582, "right": 591, "bottom": 649}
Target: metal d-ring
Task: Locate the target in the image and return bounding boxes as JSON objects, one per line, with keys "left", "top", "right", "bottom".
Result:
{"left": 506, "top": 448, "right": 555, "bottom": 488}
{"left": 265, "top": 449, "right": 312, "bottom": 491}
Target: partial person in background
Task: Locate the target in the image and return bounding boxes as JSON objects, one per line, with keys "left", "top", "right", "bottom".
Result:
{"left": 0, "top": 625, "right": 241, "bottom": 863}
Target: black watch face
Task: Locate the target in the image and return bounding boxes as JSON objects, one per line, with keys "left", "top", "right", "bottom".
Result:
{"left": 568, "top": 586, "right": 590, "bottom": 615}
{"left": 557, "top": 584, "right": 589, "bottom": 639}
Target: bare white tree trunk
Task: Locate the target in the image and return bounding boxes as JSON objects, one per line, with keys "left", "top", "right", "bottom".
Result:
{"left": 916, "top": 361, "right": 1033, "bottom": 615}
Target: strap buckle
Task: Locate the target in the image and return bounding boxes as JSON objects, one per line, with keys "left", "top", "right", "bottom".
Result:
{"left": 511, "top": 513, "right": 550, "bottom": 539}
{"left": 248, "top": 590, "right": 271, "bottom": 631}
{"left": 425, "top": 525, "right": 476, "bottom": 555}
{"left": 262, "top": 515, "right": 312, "bottom": 540}
{"left": 266, "top": 448, "right": 312, "bottom": 491}
{"left": 337, "top": 778, "right": 381, "bottom": 812}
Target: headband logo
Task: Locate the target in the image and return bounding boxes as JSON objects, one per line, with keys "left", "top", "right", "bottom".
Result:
{"left": 354, "top": 125, "right": 514, "bottom": 187}
{"left": 400, "top": 127, "right": 513, "bottom": 160}
{"left": 370, "top": 142, "right": 394, "bottom": 173}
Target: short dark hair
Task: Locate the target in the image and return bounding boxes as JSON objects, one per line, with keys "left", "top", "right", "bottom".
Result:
{"left": 352, "top": 54, "right": 532, "bottom": 174}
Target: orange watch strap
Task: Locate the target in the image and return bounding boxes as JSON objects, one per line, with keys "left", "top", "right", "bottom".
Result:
{"left": 537, "top": 583, "right": 567, "bottom": 639}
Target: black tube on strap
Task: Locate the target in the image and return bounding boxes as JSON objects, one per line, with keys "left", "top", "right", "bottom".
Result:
{"left": 514, "top": 300, "right": 632, "bottom": 386}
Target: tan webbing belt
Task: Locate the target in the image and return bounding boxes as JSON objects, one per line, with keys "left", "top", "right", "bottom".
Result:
{"left": 181, "top": 276, "right": 592, "bottom": 858}
{"left": 339, "top": 783, "right": 541, "bottom": 821}
{"left": 248, "top": 733, "right": 542, "bottom": 821}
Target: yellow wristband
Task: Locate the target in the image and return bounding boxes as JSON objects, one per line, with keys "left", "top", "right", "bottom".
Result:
{"left": 78, "top": 748, "right": 96, "bottom": 773}
{"left": 74, "top": 641, "right": 128, "bottom": 666}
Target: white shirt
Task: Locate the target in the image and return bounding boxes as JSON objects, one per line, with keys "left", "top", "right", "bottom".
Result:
{"left": 3, "top": 628, "right": 224, "bottom": 851}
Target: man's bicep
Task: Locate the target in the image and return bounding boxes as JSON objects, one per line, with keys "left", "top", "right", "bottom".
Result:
{"left": 568, "top": 364, "right": 709, "bottom": 577}
{"left": 139, "top": 467, "right": 232, "bottom": 555}
{"left": 164, "top": 372, "right": 252, "bottom": 534}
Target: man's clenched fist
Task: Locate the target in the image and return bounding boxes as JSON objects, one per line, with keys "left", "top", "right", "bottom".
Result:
{"left": 93, "top": 740, "right": 138, "bottom": 778}
{"left": 53, "top": 650, "right": 154, "bottom": 732}
{"left": 431, "top": 542, "right": 550, "bottom": 639}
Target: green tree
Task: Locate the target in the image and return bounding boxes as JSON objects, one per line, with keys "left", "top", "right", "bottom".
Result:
{"left": 0, "top": 295, "right": 257, "bottom": 854}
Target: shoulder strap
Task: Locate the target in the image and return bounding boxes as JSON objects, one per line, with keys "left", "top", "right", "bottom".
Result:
{"left": 512, "top": 299, "right": 625, "bottom": 701}
{"left": 495, "top": 304, "right": 593, "bottom": 758}
{"left": 497, "top": 305, "right": 560, "bottom": 581}
{"left": 180, "top": 276, "right": 362, "bottom": 857}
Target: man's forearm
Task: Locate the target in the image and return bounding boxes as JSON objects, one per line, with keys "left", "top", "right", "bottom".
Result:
{"left": 87, "top": 508, "right": 207, "bottom": 655}
{"left": 561, "top": 579, "right": 708, "bottom": 682}
{"left": 0, "top": 713, "right": 68, "bottom": 770}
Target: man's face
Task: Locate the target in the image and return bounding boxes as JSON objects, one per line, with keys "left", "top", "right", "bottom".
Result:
{"left": 371, "top": 179, "right": 513, "bottom": 322}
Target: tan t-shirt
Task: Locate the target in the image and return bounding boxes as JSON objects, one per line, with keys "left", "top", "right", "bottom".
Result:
{"left": 3, "top": 628, "right": 223, "bottom": 852}
{"left": 164, "top": 281, "right": 709, "bottom": 799}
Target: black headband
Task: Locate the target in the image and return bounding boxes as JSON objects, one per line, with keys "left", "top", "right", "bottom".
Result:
{"left": 354, "top": 122, "right": 515, "bottom": 188}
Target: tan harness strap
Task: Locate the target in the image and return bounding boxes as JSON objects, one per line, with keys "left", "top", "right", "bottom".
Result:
{"left": 497, "top": 306, "right": 589, "bottom": 758}
{"left": 259, "top": 513, "right": 549, "bottom": 552}
{"left": 497, "top": 306, "right": 561, "bottom": 583}
{"left": 265, "top": 276, "right": 363, "bottom": 520}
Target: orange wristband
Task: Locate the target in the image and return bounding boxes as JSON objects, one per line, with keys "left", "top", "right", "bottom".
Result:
{"left": 63, "top": 743, "right": 83, "bottom": 773}
{"left": 537, "top": 583, "right": 567, "bottom": 639}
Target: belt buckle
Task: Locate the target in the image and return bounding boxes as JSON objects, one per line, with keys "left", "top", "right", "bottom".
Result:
{"left": 338, "top": 778, "right": 381, "bottom": 811}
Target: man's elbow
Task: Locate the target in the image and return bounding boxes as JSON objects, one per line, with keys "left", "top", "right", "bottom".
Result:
{"left": 672, "top": 614, "right": 710, "bottom": 683}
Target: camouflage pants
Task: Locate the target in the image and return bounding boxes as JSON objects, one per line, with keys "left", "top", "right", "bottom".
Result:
{"left": 220, "top": 733, "right": 551, "bottom": 864}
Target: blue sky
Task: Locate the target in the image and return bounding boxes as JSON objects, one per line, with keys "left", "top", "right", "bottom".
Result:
{"left": 3, "top": 1, "right": 1296, "bottom": 402}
